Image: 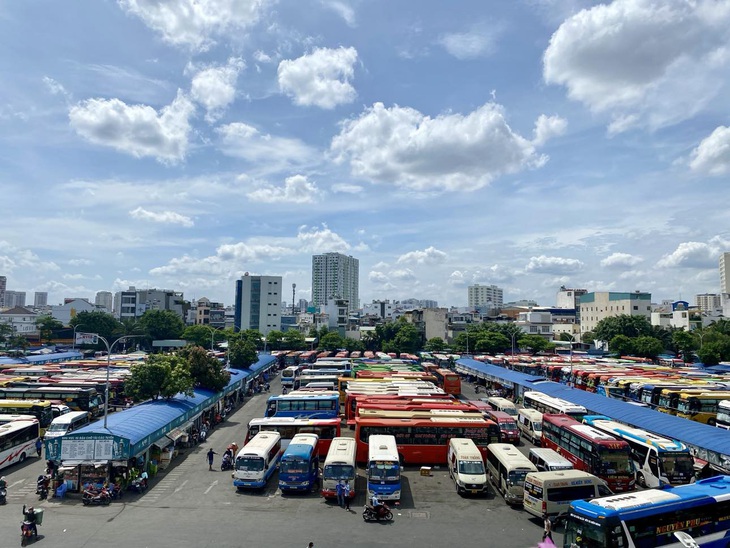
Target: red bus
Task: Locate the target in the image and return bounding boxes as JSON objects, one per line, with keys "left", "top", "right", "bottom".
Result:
{"left": 357, "top": 402, "right": 484, "bottom": 421}
{"left": 345, "top": 393, "right": 457, "bottom": 423}
{"left": 432, "top": 368, "right": 461, "bottom": 395}
{"left": 540, "top": 414, "right": 636, "bottom": 492}
{"left": 354, "top": 371, "right": 436, "bottom": 382}
{"left": 354, "top": 416, "right": 500, "bottom": 465}
{"left": 245, "top": 417, "right": 341, "bottom": 456}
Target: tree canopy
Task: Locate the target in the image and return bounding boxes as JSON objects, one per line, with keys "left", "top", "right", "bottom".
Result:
{"left": 228, "top": 338, "right": 258, "bottom": 369}
{"left": 594, "top": 315, "right": 652, "bottom": 343}
{"left": 125, "top": 354, "right": 194, "bottom": 401}
{"left": 178, "top": 345, "right": 230, "bottom": 391}
{"left": 36, "top": 315, "right": 64, "bottom": 344}
{"left": 181, "top": 325, "right": 225, "bottom": 349}
{"left": 138, "top": 310, "right": 185, "bottom": 343}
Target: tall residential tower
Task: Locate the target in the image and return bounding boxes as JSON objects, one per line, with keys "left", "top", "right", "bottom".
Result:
{"left": 311, "top": 253, "right": 359, "bottom": 313}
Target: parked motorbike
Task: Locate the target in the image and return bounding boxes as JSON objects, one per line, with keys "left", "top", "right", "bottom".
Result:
{"left": 127, "top": 477, "right": 147, "bottom": 493}
{"left": 221, "top": 454, "right": 233, "bottom": 472}
{"left": 36, "top": 475, "right": 50, "bottom": 501}
{"left": 21, "top": 521, "right": 38, "bottom": 546}
{"left": 362, "top": 502, "right": 393, "bottom": 522}
{"left": 0, "top": 486, "right": 7, "bottom": 505}
{"left": 82, "top": 487, "right": 111, "bottom": 506}
{"left": 108, "top": 482, "right": 123, "bottom": 500}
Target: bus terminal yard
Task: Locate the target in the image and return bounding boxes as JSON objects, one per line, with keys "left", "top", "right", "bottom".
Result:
{"left": 4, "top": 351, "right": 730, "bottom": 547}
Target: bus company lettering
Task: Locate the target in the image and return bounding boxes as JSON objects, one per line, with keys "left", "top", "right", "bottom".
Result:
{"left": 656, "top": 517, "right": 707, "bottom": 534}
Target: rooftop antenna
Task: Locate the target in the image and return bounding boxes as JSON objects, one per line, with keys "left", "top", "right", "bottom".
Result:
{"left": 292, "top": 283, "right": 297, "bottom": 315}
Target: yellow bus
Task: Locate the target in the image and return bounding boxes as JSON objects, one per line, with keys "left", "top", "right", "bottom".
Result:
{"left": 656, "top": 387, "right": 713, "bottom": 415}
{"left": 0, "top": 400, "right": 54, "bottom": 435}
{"left": 676, "top": 391, "right": 730, "bottom": 425}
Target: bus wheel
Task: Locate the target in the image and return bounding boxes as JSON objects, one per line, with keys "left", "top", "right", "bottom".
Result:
{"left": 19, "top": 452, "right": 26, "bottom": 463}
{"left": 637, "top": 473, "right": 646, "bottom": 488}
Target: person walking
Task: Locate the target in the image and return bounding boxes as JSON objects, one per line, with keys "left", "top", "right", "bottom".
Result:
{"left": 542, "top": 513, "right": 553, "bottom": 542}
{"left": 336, "top": 480, "right": 345, "bottom": 509}
{"left": 35, "top": 438, "right": 43, "bottom": 458}
{"left": 343, "top": 479, "right": 351, "bottom": 511}
{"left": 207, "top": 448, "right": 217, "bottom": 471}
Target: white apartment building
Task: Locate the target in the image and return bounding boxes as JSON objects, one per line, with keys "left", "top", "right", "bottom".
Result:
{"left": 95, "top": 291, "right": 113, "bottom": 313}
{"left": 113, "top": 287, "right": 185, "bottom": 320}
{"left": 516, "top": 310, "right": 554, "bottom": 340}
{"left": 363, "top": 300, "right": 397, "bottom": 319}
{"left": 3, "top": 290, "right": 26, "bottom": 308}
{"left": 467, "top": 284, "right": 503, "bottom": 310}
{"left": 696, "top": 293, "right": 723, "bottom": 313}
{"left": 579, "top": 291, "right": 652, "bottom": 335}
{"left": 234, "top": 273, "right": 282, "bottom": 336}
{"left": 0, "top": 306, "right": 38, "bottom": 335}
{"left": 33, "top": 292, "right": 48, "bottom": 308}
{"left": 311, "top": 252, "right": 359, "bottom": 313}
{"left": 721, "top": 252, "right": 730, "bottom": 294}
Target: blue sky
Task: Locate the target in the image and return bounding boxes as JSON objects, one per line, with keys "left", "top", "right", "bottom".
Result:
{"left": 1, "top": 0, "right": 729, "bottom": 309}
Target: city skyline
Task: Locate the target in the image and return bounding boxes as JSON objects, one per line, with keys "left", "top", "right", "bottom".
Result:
{"left": 1, "top": 1, "right": 729, "bottom": 308}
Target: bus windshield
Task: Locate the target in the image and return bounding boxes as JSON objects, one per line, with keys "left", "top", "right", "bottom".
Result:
{"left": 324, "top": 464, "right": 354, "bottom": 480}
{"left": 532, "top": 422, "right": 542, "bottom": 431}
{"left": 281, "top": 458, "right": 308, "bottom": 474}
{"left": 369, "top": 462, "right": 399, "bottom": 481}
{"left": 459, "top": 461, "right": 485, "bottom": 475}
{"left": 564, "top": 518, "right": 607, "bottom": 548}
{"left": 597, "top": 448, "right": 634, "bottom": 474}
{"left": 236, "top": 456, "right": 264, "bottom": 472}
{"left": 508, "top": 469, "right": 529, "bottom": 486}
{"left": 45, "top": 422, "right": 68, "bottom": 434}
{"left": 661, "top": 452, "right": 695, "bottom": 476}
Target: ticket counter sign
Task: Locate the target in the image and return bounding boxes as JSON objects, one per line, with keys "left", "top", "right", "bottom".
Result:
{"left": 46, "top": 434, "right": 129, "bottom": 461}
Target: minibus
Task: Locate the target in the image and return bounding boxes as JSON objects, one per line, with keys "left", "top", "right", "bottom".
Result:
{"left": 486, "top": 442, "right": 537, "bottom": 505}
{"left": 321, "top": 437, "right": 357, "bottom": 499}
{"left": 485, "top": 409, "right": 520, "bottom": 445}
{"left": 517, "top": 408, "right": 543, "bottom": 444}
{"left": 44, "top": 411, "right": 90, "bottom": 439}
{"left": 528, "top": 448, "right": 574, "bottom": 472}
{"left": 279, "top": 433, "right": 320, "bottom": 493}
{"left": 523, "top": 469, "right": 612, "bottom": 522}
{"left": 484, "top": 396, "right": 518, "bottom": 417}
{"left": 233, "top": 432, "right": 282, "bottom": 490}
{"left": 366, "top": 434, "right": 401, "bottom": 501}
{"left": 447, "top": 438, "right": 488, "bottom": 496}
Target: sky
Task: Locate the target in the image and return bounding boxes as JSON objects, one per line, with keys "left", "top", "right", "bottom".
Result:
{"left": 1, "top": 0, "right": 729, "bottom": 310}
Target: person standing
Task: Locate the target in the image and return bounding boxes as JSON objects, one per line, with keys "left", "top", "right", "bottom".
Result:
{"left": 35, "top": 438, "right": 43, "bottom": 458}
{"left": 207, "top": 448, "right": 217, "bottom": 471}
{"left": 343, "top": 479, "right": 351, "bottom": 511}
{"left": 542, "top": 513, "right": 553, "bottom": 542}
{"left": 336, "top": 480, "right": 345, "bottom": 509}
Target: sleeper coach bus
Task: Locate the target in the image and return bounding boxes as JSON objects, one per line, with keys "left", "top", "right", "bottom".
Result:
{"left": 354, "top": 416, "right": 500, "bottom": 465}
{"left": 280, "top": 365, "right": 303, "bottom": 389}
{"left": 541, "top": 414, "right": 636, "bottom": 492}
{"left": 321, "top": 437, "right": 357, "bottom": 499}
{"left": 245, "top": 417, "right": 340, "bottom": 455}
{"left": 582, "top": 415, "right": 694, "bottom": 487}
{"left": 0, "top": 386, "right": 103, "bottom": 417}
{"left": 233, "top": 432, "right": 282, "bottom": 490}
{"left": 563, "top": 475, "right": 730, "bottom": 548}
{"left": 0, "top": 400, "right": 54, "bottom": 435}
{"left": 0, "top": 419, "right": 40, "bottom": 470}
{"left": 265, "top": 392, "right": 340, "bottom": 419}
{"left": 523, "top": 391, "right": 587, "bottom": 421}
{"left": 432, "top": 368, "right": 461, "bottom": 395}
{"left": 676, "top": 391, "right": 730, "bottom": 425}
{"left": 345, "top": 393, "right": 455, "bottom": 424}
{"left": 366, "top": 434, "right": 401, "bottom": 501}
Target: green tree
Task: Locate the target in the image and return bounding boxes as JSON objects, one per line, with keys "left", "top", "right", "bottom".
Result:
{"left": 391, "top": 323, "right": 422, "bottom": 354}
{"left": 239, "top": 329, "right": 264, "bottom": 349}
{"left": 35, "top": 315, "right": 64, "bottom": 344}
{"left": 698, "top": 342, "right": 725, "bottom": 366}
{"left": 632, "top": 336, "right": 664, "bottom": 359}
{"left": 474, "top": 332, "right": 511, "bottom": 354}
{"left": 518, "top": 335, "right": 551, "bottom": 354}
{"left": 265, "top": 330, "right": 284, "bottom": 350}
{"left": 319, "top": 331, "right": 344, "bottom": 351}
{"left": 282, "top": 330, "right": 306, "bottom": 351}
{"left": 609, "top": 334, "right": 635, "bottom": 356}
{"left": 138, "top": 310, "right": 185, "bottom": 343}
{"left": 70, "top": 311, "right": 122, "bottom": 350}
{"left": 672, "top": 330, "right": 698, "bottom": 362}
{"left": 0, "top": 322, "right": 15, "bottom": 346}
{"left": 343, "top": 337, "right": 365, "bottom": 352}
{"left": 181, "top": 325, "right": 224, "bottom": 349}
{"left": 125, "top": 354, "right": 194, "bottom": 401}
{"left": 9, "top": 335, "right": 29, "bottom": 354}
{"left": 178, "top": 345, "right": 230, "bottom": 391}
{"left": 650, "top": 325, "right": 673, "bottom": 351}
{"left": 424, "top": 337, "right": 446, "bottom": 352}
{"left": 581, "top": 331, "right": 596, "bottom": 346}
{"left": 228, "top": 339, "right": 258, "bottom": 369}
{"left": 594, "top": 315, "right": 652, "bottom": 343}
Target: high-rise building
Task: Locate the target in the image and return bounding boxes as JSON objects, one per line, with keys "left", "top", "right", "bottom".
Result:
{"left": 579, "top": 291, "right": 652, "bottom": 335}
{"left": 696, "top": 293, "right": 722, "bottom": 313}
{"left": 112, "top": 287, "right": 185, "bottom": 320}
{"left": 95, "top": 291, "right": 113, "bottom": 313}
{"left": 33, "top": 292, "right": 48, "bottom": 307}
{"left": 467, "top": 284, "right": 503, "bottom": 310}
{"left": 721, "top": 252, "right": 730, "bottom": 294}
{"left": 235, "top": 273, "right": 282, "bottom": 336}
{"left": 556, "top": 286, "right": 587, "bottom": 324}
{"left": 3, "top": 290, "right": 26, "bottom": 308}
{"left": 0, "top": 275, "right": 5, "bottom": 307}
{"left": 311, "top": 252, "right": 359, "bottom": 313}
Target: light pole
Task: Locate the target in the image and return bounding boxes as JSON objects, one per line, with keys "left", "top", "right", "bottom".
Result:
{"left": 567, "top": 333, "right": 576, "bottom": 387}
{"left": 465, "top": 329, "right": 469, "bottom": 356}
{"left": 81, "top": 333, "right": 142, "bottom": 429}
{"left": 205, "top": 326, "right": 217, "bottom": 352}
{"left": 71, "top": 324, "right": 87, "bottom": 352}
{"left": 510, "top": 332, "right": 518, "bottom": 357}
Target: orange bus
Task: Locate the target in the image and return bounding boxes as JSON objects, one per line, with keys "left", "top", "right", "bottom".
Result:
{"left": 345, "top": 393, "right": 456, "bottom": 424}
{"left": 432, "top": 368, "right": 461, "bottom": 395}
{"left": 355, "top": 416, "right": 500, "bottom": 465}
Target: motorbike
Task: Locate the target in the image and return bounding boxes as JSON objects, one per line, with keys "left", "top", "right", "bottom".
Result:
{"left": 0, "top": 486, "right": 7, "bottom": 505}
{"left": 220, "top": 454, "right": 233, "bottom": 472}
{"left": 21, "top": 521, "right": 39, "bottom": 546}
{"left": 82, "top": 487, "right": 111, "bottom": 506}
{"left": 363, "top": 502, "right": 393, "bottom": 522}
{"left": 36, "top": 475, "right": 50, "bottom": 501}
{"left": 127, "top": 477, "right": 147, "bottom": 493}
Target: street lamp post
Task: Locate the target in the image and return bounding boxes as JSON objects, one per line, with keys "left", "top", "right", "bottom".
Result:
{"left": 71, "top": 324, "right": 86, "bottom": 352}
{"left": 567, "top": 333, "right": 576, "bottom": 388}
{"left": 510, "top": 332, "right": 518, "bottom": 357}
{"left": 465, "top": 329, "right": 469, "bottom": 356}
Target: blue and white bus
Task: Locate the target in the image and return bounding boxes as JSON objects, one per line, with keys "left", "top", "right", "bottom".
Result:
{"left": 278, "top": 433, "right": 320, "bottom": 493}
{"left": 366, "top": 434, "right": 401, "bottom": 501}
{"left": 265, "top": 392, "right": 340, "bottom": 419}
{"left": 233, "top": 432, "right": 282, "bottom": 490}
{"left": 564, "top": 475, "right": 730, "bottom": 548}
{"left": 280, "top": 365, "right": 303, "bottom": 389}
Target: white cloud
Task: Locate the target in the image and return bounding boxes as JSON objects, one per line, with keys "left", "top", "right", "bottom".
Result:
{"left": 43, "top": 76, "right": 70, "bottom": 98}
{"left": 253, "top": 50, "right": 273, "bottom": 63}
{"left": 129, "top": 207, "right": 194, "bottom": 227}
{"left": 0, "top": 241, "right": 60, "bottom": 274}
{"left": 369, "top": 271, "right": 389, "bottom": 283}
{"left": 657, "top": 241, "right": 718, "bottom": 268}
{"left": 397, "top": 246, "right": 447, "bottom": 265}
{"left": 69, "top": 90, "right": 195, "bottom": 163}
{"left": 296, "top": 224, "right": 350, "bottom": 254}
{"left": 322, "top": 0, "right": 356, "bottom": 27}
{"left": 689, "top": 126, "right": 730, "bottom": 176}
{"left": 448, "top": 270, "right": 468, "bottom": 286}
{"left": 331, "top": 183, "right": 363, "bottom": 194}
{"left": 533, "top": 114, "right": 567, "bottom": 146}
{"left": 217, "top": 122, "right": 317, "bottom": 169}
{"left": 600, "top": 252, "right": 644, "bottom": 269}
{"left": 543, "top": 0, "right": 730, "bottom": 132}
{"left": 68, "top": 259, "right": 92, "bottom": 266}
{"left": 331, "top": 102, "right": 554, "bottom": 191}
{"left": 190, "top": 58, "right": 244, "bottom": 122}
{"left": 118, "top": 0, "right": 269, "bottom": 51}
{"left": 390, "top": 268, "right": 416, "bottom": 281}
{"left": 525, "top": 255, "right": 584, "bottom": 274}
{"left": 247, "top": 174, "right": 319, "bottom": 204}
{"left": 278, "top": 47, "right": 358, "bottom": 109}
{"left": 438, "top": 27, "right": 499, "bottom": 59}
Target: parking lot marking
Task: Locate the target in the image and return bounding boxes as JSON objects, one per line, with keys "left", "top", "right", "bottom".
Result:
{"left": 204, "top": 480, "right": 218, "bottom": 494}
{"left": 173, "top": 480, "right": 188, "bottom": 493}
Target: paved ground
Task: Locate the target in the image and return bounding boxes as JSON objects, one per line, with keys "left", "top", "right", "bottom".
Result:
{"left": 0, "top": 376, "right": 559, "bottom": 548}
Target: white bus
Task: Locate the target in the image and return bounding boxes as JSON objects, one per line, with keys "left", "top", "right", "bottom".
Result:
{"left": 320, "top": 437, "right": 357, "bottom": 499}
{"left": 484, "top": 396, "right": 518, "bottom": 417}
{"left": 44, "top": 410, "right": 90, "bottom": 439}
{"left": 486, "top": 442, "right": 537, "bottom": 505}
{"left": 523, "top": 391, "right": 586, "bottom": 420}
{"left": 448, "top": 438, "right": 488, "bottom": 496}
{"left": 280, "top": 365, "right": 302, "bottom": 389}
{"left": 367, "top": 434, "right": 401, "bottom": 501}
{"left": 715, "top": 399, "right": 730, "bottom": 430}
{"left": 523, "top": 470, "right": 612, "bottom": 521}
{"left": 233, "top": 432, "right": 282, "bottom": 490}
{"left": 582, "top": 415, "right": 695, "bottom": 487}
{"left": 0, "top": 419, "right": 40, "bottom": 470}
